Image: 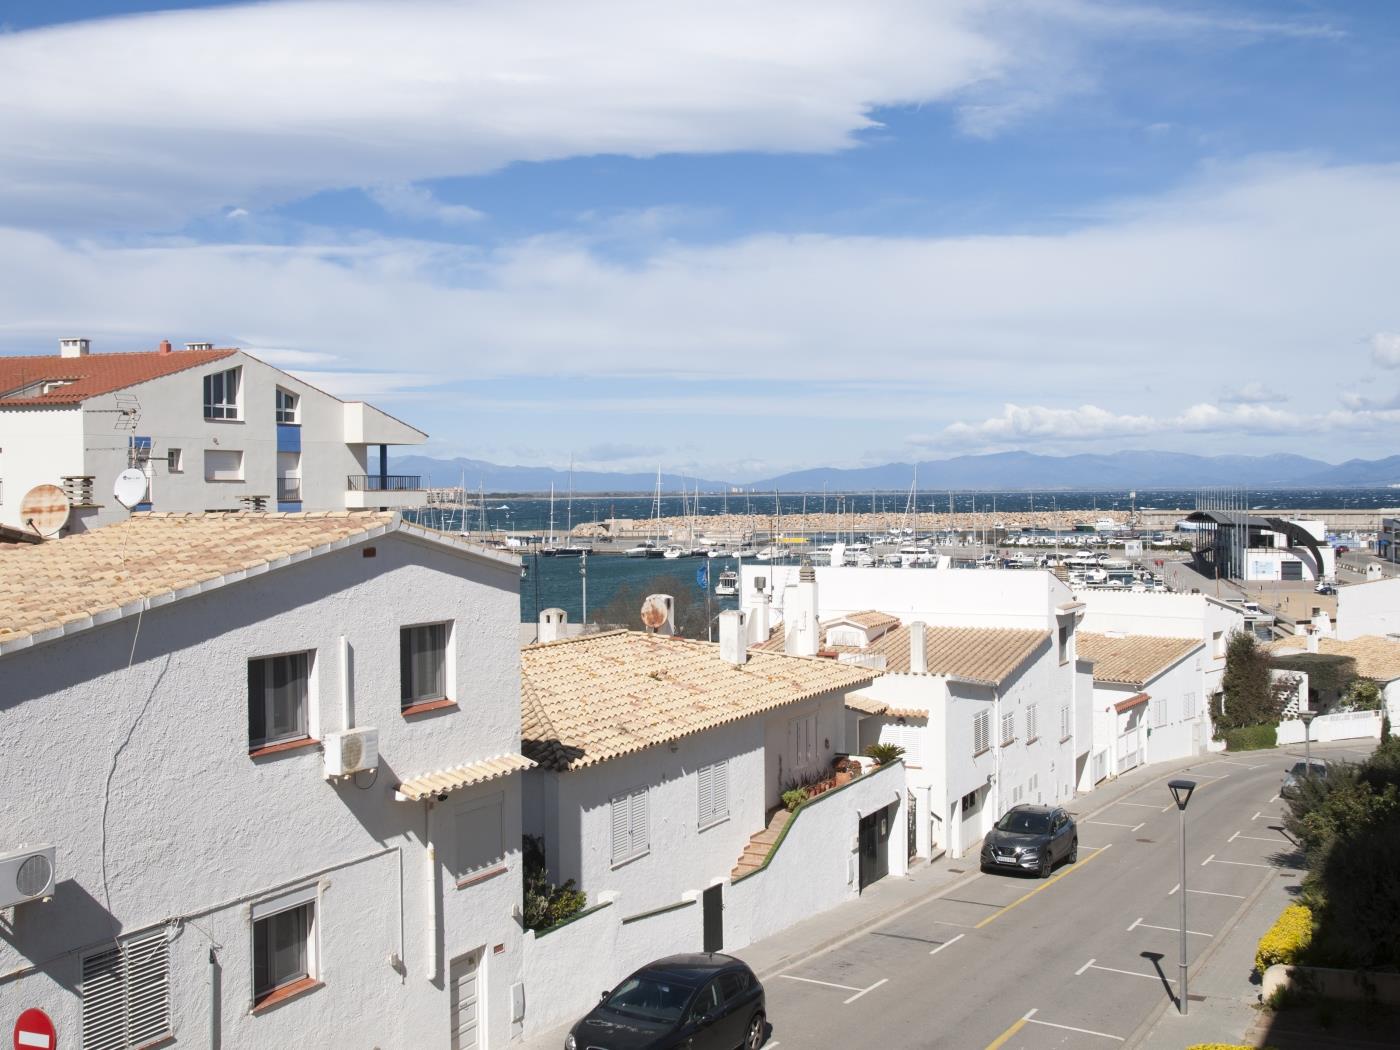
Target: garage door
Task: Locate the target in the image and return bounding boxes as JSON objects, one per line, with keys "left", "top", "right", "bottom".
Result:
{"left": 449, "top": 951, "right": 482, "bottom": 1050}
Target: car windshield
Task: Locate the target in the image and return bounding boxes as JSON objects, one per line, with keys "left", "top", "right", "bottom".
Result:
{"left": 1289, "top": 762, "right": 1326, "bottom": 776}
{"left": 603, "top": 976, "right": 695, "bottom": 1024}
{"left": 995, "top": 810, "right": 1050, "bottom": 834}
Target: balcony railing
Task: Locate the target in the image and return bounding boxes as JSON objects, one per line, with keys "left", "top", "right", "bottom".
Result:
{"left": 347, "top": 474, "right": 423, "bottom": 492}
{"left": 278, "top": 477, "right": 303, "bottom": 502}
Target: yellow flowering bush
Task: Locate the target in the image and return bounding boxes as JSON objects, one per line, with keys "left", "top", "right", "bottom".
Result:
{"left": 1255, "top": 903, "right": 1312, "bottom": 975}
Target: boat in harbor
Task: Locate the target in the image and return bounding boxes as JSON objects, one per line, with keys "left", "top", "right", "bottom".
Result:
{"left": 715, "top": 570, "right": 738, "bottom": 596}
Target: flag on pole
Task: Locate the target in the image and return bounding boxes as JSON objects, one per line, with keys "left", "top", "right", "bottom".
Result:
{"left": 696, "top": 564, "right": 709, "bottom": 589}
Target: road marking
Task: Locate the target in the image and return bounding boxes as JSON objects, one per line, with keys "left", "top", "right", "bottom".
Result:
{"left": 776, "top": 974, "right": 862, "bottom": 993}
{"left": 983, "top": 1009, "right": 1034, "bottom": 1050}
{"left": 975, "top": 845, "right": 1112, "bottom": 929}
{"left": 1233, "top": 833, "right": 1288, "bottom": 843}
{"left": 1085, "top": 819, "right": 1139, "bottom": 828}
{"left": 1228, "top": 831, "right": 1240, "bottom": 842}
{"left": 1129, "top": 917, "right": 1213, "bottom": 937}
{"left": 1168, "top": 884, "right": 1246, "bottom": 899}
{"left": 1025, "top": 1015, "right": 1125, "bottom": 1041}
{"left": 929, "top": 933, "right": 964, "bottom": 956}
{"left": 1114, "top": 801, "right": 1162, "bottom": 809}
{"left": 1079, "top": 961, "right": 1163, "bottom": 982}
{"left": 1207, "top": 857, "right": 1275, "bottom": 869}
{"left": 1270, "top": 794, "right": 1280, "bottom": 802}
{"left": 933, "top": 919, "right": 979, "bottom": 929}
{"left": 1201, "top": 853, "right": 1215, "bottom": 866}
{"left": 1210, "top": 760, "right": 1262, "bottom": 769}
{"left": 1251, "top": 811, "right": 1263, "bottom": 821}
{"left": 842, "top": 977, "right": 889, "bottom": 1005}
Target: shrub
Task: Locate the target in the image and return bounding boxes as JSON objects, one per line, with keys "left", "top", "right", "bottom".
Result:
{"left": 781, "top": 787, "right": 809, "bottom": 812}
{"left": 863, "top": 742, "right": 906, "bottom": 766}
{"left": 522, "top": 834, "right": 587, "bottom": 932}
{"left": 1217, "top": 631, "right": 1291, "bottom": 731}
{"left": 1220, "top": 723, "right": 1278, "bottom": 751}
{"left": 1341, "top": 679, "right": 1383, "bottom": 712}
{"left": 1255, "top": 903, "right": 1313, "bottom": 975}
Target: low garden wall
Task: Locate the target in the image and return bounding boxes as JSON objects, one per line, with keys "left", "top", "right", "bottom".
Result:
{"left": 1277, "top": 708, "right": 1382, "bottom": 745}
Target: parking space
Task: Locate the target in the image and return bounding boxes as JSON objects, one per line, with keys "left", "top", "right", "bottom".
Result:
{"left": 985, "top": 1007, "right": 1127, "bottom": 1048}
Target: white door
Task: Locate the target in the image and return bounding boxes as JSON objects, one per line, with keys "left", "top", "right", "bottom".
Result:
{"left": 449, "top": 951, "right": 482, "bottom": 1050}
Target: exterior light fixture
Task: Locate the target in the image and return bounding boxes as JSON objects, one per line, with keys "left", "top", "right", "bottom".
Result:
{"left": 1168, "top": 777, "right": 1198, "bottom": 1014}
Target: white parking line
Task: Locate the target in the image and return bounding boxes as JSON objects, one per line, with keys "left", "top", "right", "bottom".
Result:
{"left": 1205, "top": 857, "right": 1274, "bottom": 869}
{"left": 776, "top": 974, "right": 861, "bottom": 993}
{"left": 1024, "top": 1013, "right": 1125, "bottom": 1041}
{"left": 1233, "top": 833, "right": 1288, "bottom": 843}
{"left": 1168, "top": 883, "right": 1246, "bottom": 899}
{"left": 1201, "top": 853, "right": 1215, "bottom": 866}
{"left": 1114, "top": 801, "right": 1162, "bottom": 809}
{"left": 1084, "top": 820, "right": 1144, "bottom": 830}
{"left": 1077, "top": 960, "right": 1162, "bottom": 981}
{"left": 1228, "top": 831, "right": 1240, "bottom": 842}
{"left": 1211, "top": 760, "right": 1263, "bottom": 769}
{"left": 929, "top": 933, "right": 964, "bottom": 956}
{"left": 1270, "top": 794, "right": 1281, "bottom": 802}
{"left": 842, "top": 978, "right": 888, "bottom": 1005}
{"left": 1128, "top": 916, "right": 1213, "bottom": 937}
{"left": 1251, "top": 811, "right": 1263, "bottom": 821}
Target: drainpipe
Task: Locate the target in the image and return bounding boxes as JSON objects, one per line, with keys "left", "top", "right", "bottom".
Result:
{"left": 339, "top": 635, "right": 353, "bottom": 732}
{"left": 992, "top": 688, "right": 1003, "bottom": 819}
{"left": 379, "top": 444, "right": 388, "bottom": 489}
{"left": 208, "top": 948, "right": 220, "bottom": 1050}
{"left": 425, "top": 805, "right": 439, "bottom": 983}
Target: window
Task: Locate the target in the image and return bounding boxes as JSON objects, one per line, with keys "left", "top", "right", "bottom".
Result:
{"left": 1212, "top": 630, "right": 1225, "bottom": 659}
{"left": 961, "top": 789, "right": 979, "bottom": 812}
{"left": 1028, "top": 774, "right": 1039, "bottom": 801}
{"left": 400, "top": 622, "right": 448, "bottom": 709}
{"left": 611, "top": 787, "right": 649, "bottom": 865}
{"left": 787, "top": 713, "right": 818, "bottom": 772}
{"left": 1184, "top": 691, "right": 1199, "bottom": 719}
{"left": 973, "top": 710, "right": 990, "bottom": 755}
{"left": 688, "top": 980, "right": 722, "bottom": 1024}
{"left": 167, "top": 447, "right": 183, "bottom": 473}
{"left": 455, "top": 795, "right": 505, "bottom": 881}
{"left": 252, "top": 894, "right": 316, "bottom": 1007}
{"left": 204, "top": 448, "right": 244, "bottom": 482}
{"left": 697, "top": 760, "right": 729, "bottom": 829}
{"left": 1058, "top": 623, "right": 1071, "bottom": 664}
{"left": 82, "top": 929, "right": 170, "bottom": 1050}
{"left": 248, "top": 651, "right": 311, "bottom": 749}
{"left": 203, "top": 366, "right": 241, "bottom": 420}
{"left": 1059, "top": 703, "right": 1071, "bottom": 741}
{"left": 881, "top": 722, "right": 923, "bottom": 766}
{"left": 1025, "top": 703, "right": 1038, "bottom": 743}
{"left": 275, "top": 386, "right": 299, "bottom": 423}
{"left": 1000, "top": 711, "right": 1015, "bottom": 746}
{"left": 1153, "top": 697, "right": 1169, "bottom": 729}
{"left": 1011, "top": 783, "right": 1024, "bottom": 805}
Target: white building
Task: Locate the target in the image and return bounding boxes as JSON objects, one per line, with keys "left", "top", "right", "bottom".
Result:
{"left": 742, "top": 566, "right": 1087, "bottom": 861}
{"left": 1336, "top": 576, "right": 1400, "bottom": 640}
{"left": 0, "top": 512, "right": 528, "bottom": 1050}
{"left": 0, "top": 338, "right": 427, "bottom": 534}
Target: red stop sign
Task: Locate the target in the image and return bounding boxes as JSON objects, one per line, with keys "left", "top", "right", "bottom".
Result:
{"left": 13, "top": 1009, "right": 56, "bottom": 1050}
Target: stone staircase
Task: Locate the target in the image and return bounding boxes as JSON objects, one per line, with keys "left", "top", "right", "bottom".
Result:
{"left": 731, "top": 807, "right": 790, "bottom": 879}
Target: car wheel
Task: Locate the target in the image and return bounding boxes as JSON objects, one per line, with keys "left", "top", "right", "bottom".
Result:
{"left": 1039, "top": 849, "right": 1052, "bottom": 878}
{"left": 745, "top": 1011, "right": 766, "bottom": 1050}
{"left": 1068, "top": 838, "right": 1078, "bottom": 864}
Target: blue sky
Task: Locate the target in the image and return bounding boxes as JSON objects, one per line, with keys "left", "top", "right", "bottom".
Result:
{"left": 1, "top": 1, "right": 1398, "bottom": 480}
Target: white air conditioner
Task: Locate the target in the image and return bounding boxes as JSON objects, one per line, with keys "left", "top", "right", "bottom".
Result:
{"left": 324, "top": 727, "right": 378, "bottom": 778}
{"left": 0, "top": 845, "right": 56, "bottom": 908}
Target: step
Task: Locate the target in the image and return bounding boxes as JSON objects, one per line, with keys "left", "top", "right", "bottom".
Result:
{"left": 731, "top": 861, "right": 759, "bottom": 878}
{"left": 741, "top": 844, "right": 770, "bottom": 864}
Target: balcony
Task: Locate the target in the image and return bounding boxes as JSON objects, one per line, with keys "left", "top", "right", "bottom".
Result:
{"left": 345, "top": 474, "right": 425, "bottom": 510}
{"left": 278, "top": 477, "right": 302, "bottom": 502}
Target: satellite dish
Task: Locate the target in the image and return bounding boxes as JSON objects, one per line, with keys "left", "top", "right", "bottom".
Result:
{"left": 19, "top": 484, "right": 70, "bottom": 538}
{"left": 113, "top": 468, "right": 149, "bottom": 510}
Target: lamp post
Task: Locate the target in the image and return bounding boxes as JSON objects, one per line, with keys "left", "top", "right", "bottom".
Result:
{"left": 1168, "top": 778, "right": 1198, "bottom": 1014}
{"left": 1299, "top": 708, "right": 1316, "bottom": 777}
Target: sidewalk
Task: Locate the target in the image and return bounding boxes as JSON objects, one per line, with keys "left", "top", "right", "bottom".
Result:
{"left": 515, "top": 750, "right": 1212, "bottom": 1049}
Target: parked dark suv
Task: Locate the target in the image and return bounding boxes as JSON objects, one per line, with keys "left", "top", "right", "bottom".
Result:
{"left": 979, "top": 804, "right": 1078, "bottom": 878}
{"left": 566, "top": 953, "right": 766, "bottom": 1050}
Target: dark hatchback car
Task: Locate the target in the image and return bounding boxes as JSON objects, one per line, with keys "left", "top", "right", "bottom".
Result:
{"left": 566, "top": 953, "right": 766, "bottom": 1050}
{"left": 979, "top": 804, "right": 1078, "bottom": 878}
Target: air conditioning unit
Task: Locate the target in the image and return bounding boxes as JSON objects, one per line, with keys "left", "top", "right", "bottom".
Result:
{"left": 0, "top": 845, "right": 56, "bottom": 908}
{"left": 324, "top": 727, "right": 378, "bottom": 779}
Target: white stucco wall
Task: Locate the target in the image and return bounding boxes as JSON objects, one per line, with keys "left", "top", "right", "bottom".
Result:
{"left": 0, "top": 406, "right": 84, "bottom": 530}
{"left": 0, "top": 529, "right": 524, "bottom": 1049}
{"left": 1336, "top": 577, "right": 1400, "bottom": 640}
{"left": 1140, "top": 649, "right": 1208, "bottom": 764}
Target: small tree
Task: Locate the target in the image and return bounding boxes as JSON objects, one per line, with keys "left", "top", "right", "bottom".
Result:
{"left": 1341, "top": 678, "right": 1383, "bottom": 712}
{"left": 1216, "top": 630, "right": 1290, "bottom": 731}
{"left": 521, "top": 835, "right": 587, "bottom": 932}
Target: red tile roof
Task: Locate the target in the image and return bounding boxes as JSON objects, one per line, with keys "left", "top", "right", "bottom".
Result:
{"left": 0, "top": 347, "right": 237, "bottom": 406}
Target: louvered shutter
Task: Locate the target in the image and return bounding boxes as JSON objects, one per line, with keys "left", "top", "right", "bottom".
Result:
{"left": 631, "top": 789, "right": 649, "bottom": 855}
{"left": 611, "top": 793, "right": 631, "bottom": 864}
{"left": 82, "top": 929, "right": 170, "bottom": 1050}
{"left": 697, "top": 764, "right": 713, "bottom": 828}
{"left": 712, "top": 761, "right": 728, "bottom": 822}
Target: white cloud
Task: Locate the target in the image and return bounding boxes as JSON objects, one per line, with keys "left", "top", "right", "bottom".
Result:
{"left": 367, "top": 183, "right": 483, "bottom": 226}
{"left": 0, "top": 160, "right": 1397, "bottom": 458}
{"left": 1219, "top": 381, "right": 1286, "bottom": 405}
{"left": 1371, "top": 332, "right": 1400, "bottom": 368}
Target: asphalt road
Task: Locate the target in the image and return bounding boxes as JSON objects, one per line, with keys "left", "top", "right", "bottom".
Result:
{"left": 744, "top": 741, "right": 1373, "bottom": 1050}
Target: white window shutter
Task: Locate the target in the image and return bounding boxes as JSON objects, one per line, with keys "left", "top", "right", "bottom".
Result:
{"left": 714, "top": 761, "right": 728, "bottom": 821}
{"left": 632, "top": 789, "right": 649, "bottom": 855}
{"left": 82, "top": 929, "right": 170, "bottom": 1050}
{"left": 611, "top": 794, "right": 630, "bottom": 864}
{"left": 697, "top": 764, "right": 713, "bottom": 827}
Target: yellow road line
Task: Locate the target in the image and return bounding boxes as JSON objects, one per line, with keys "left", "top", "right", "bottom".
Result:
{"left": 975, "top": 845, "right": 1112, "bottom": 930}
{"left": 984, "top": 1011, "right": 1033, "bottom": 1050}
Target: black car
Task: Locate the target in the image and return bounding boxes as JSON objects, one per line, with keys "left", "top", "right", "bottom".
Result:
{"left": 979, "top": 804, "right": 1078, "bottom": 878}
{"left": 566, "top": 953, "right": 766, "bottom": 1050}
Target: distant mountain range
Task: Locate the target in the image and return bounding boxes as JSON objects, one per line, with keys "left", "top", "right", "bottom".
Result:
{"left": 392, "top": 451, "right": 1400, "bottom": 494}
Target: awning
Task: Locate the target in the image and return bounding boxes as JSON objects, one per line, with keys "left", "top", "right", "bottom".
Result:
{"left": 1113, "top": 692, "right": 1150, "bottom": 714}
{"left": 395, "top": 753, "right": 535, "bottom": 802}
{"left": 845, "top": 689, "right": 889, "bottom": 716}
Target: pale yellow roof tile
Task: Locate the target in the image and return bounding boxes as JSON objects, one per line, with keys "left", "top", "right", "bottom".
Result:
{"left": 1078, "top": 633, "right": 1203, "bottom": 688}
{"left": 1263, "top": 635, "right": 1400, "bottom": 683}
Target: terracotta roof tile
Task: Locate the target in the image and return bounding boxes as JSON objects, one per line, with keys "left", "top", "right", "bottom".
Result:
{"left": 1078, "top": 633, "right": 1202, "bottom": 688}
{"left": 1263, "top": 635, "right": 1400, "bottom": 683}
{"left": 840, "top": 610, "right": 902, "bottom": 633}
{"left": 395, "top": 753, "right": 535, "bottom": 801}
{"left": 0, "top": 347, "right": 237, "bottom": 405}
{"left": 521, "top": 630, "right": 879, "bottom": 772}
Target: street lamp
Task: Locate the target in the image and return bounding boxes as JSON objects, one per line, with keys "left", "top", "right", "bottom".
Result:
{"left": 1299, "top": 709, "right": 1317, "bottom": 777}
{"left": 1168, "top": 778, "right": 1198, "bottom": 1015}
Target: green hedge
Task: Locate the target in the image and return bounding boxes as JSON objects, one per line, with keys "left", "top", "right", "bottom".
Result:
{"left": 1255, "top": 903, "right": 1313, "bottom": 975}
{"left": 1221, "top": 723, "right": 1278, "bottom": 751}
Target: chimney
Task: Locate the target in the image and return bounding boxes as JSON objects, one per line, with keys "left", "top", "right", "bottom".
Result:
{"left": 1305, "top": 629, "right": 1319, "bottom": 654}
{"left": 908, "top": 620, "right": 927, "bottom": 674}
{"left": 641, "top": 594, "right": 675, "bottom": 636}
{"left": 784, "top": 562, "right": 820, "bottom": 658}
{"left": 538, "top": 607, "right": 568, "bottom": 644}
{"left": 746, "top": 580, "right": 771, "bottom": 646}
{"left": 59, "top": 338, "right": 90, "bottom": 358}
{"left": 719, "top": 610, "right": 748, "bottom": 665}
{"left": 186, "top": 341, "right": 213, "bottom": 352}
{"left": 158, "top": 339, "right": 172, "bottom": 354}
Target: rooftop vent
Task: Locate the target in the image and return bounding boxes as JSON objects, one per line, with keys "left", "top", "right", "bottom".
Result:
{"left": 185, "top": 341, "right": 213, "bottom": 352}
{"left": 59, "top": 338, "right": 90, "bottom": 358}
